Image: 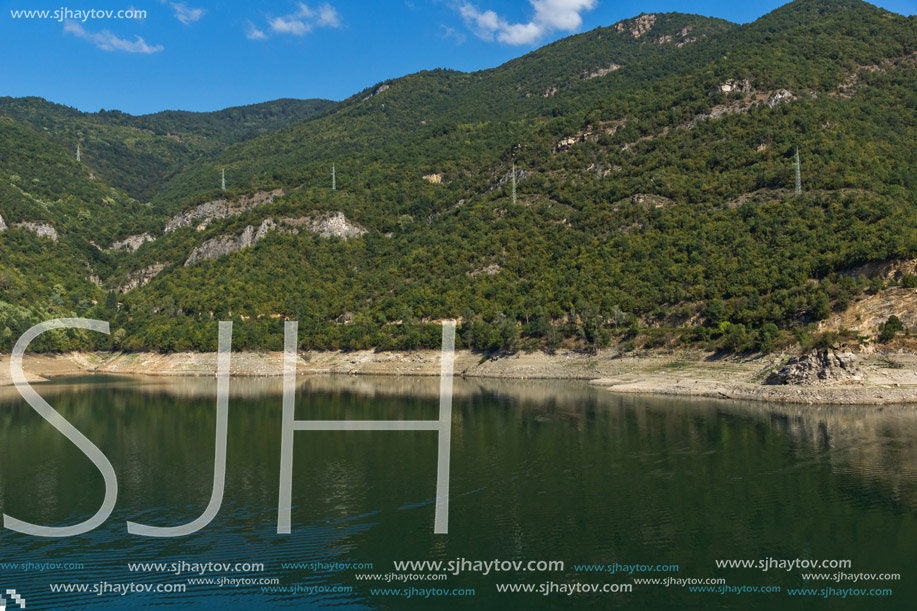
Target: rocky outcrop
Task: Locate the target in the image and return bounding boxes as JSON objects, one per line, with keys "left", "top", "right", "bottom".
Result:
{"left": 185, "top": 213, "right": 367, "bottom": 266}
{"left": 111, "top": 233, "right": 154, "bottom": 252}
{"left": 0, "top": 213, "right": 6, "bottom": 232}
{"left": 185, "top": 226, "right": 257, "bottom": 266}
{"left": 654, "top": 25, "right": 695, "bottom": 46}
{"left": 362, "top": 83, "right": 390, "bottom": 101}
{"left": 556, "top": 136, "right": 578, "bottom": 152}
{"left": 765, "top": 351, "right": 862, "bottom": 386}
{"left": 584, "top": 64, "right": 621, "bottom": 80}
{"left": 304, "top": 212, "right": 368, "bottom": 239}
{"left": 767, "top": 89, "right": 797, "bottom": 108}
{"left": 118, "top": 262, "right": 169, "bottom": 292}
{"left": 423, "top": 173, "right": 443, "bottom": 184}
{"left": 15, "top": 222, "right": 58, "bottom": 242}
{"left": 614, "top": 13, "right": 655, "bottom": 38}
{"left": 712, "top": 79, "right": 752, "bottom": 94}
{"left": 165, "top": 189, "right": 284, "bottom": 233}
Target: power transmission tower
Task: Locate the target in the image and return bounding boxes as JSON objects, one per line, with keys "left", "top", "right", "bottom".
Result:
{"left": 332, "top": 163, "right": 336, "bottom": 191}
{"left": 221, "top": 168, "right": 226, "bottom": 191}
{"left": 794, "top": 146, "right": 802, "bottom": 198}
{"left": 76, "top": 144, "right": 81, "bottom": 162}
{"left": 511, "top": 163, "right": 517, "bottom": 204}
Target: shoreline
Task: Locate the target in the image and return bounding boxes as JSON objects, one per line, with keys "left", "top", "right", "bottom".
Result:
{"left": 2, "top": 349, "right": 917, "bottom": 406}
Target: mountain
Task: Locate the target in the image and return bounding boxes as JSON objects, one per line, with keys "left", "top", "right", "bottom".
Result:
{"left": 0, "top": 97, "right": 335, "bottom": 202}
{"left": 0, "top": 0, "right": 915, "bottom": 354}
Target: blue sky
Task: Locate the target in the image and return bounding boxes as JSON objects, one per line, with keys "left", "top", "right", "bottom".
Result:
{"left": 1, "top": 0, "right": 914, "bottom": 114}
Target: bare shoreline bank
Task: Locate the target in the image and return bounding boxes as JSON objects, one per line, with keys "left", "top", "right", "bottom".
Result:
{"left": 2, "top": 349, "right": 917, "bottom": 406}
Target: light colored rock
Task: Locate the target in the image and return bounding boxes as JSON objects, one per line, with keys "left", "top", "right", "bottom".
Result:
{"left": 362, "top": 83, "right": 390, "bottom": 101}
{"left": 713, "top": 79, "right": 752, "bottom": 94}
{"left": 767, "top": 89, "right": 797, "bottom": 108}
{"left": 303, "top": 212, "right": 368, "bottom": 239}
{"left": 254, "top": 218, "right": 276, "bottom": 241}
{"left": 118, "top": 263, "right": 169, "bottom": 292}
{"left": 165, "top": 189, "right": 283, "bottom": 233}
{"left": 765, "top": 351, "right": 862, "bottom": 386}
{"left": 555, "top": 136, "right": 578, "bottom": 152}
{"left": 184, "top": 212, "right": 367, "bottom": 266}
{"left": 15, "top": 222, "right": 58, "bottom": 242}
{"left": 469, "top": 263, "right": 501, "bottom": 278}
{"left": 423, "top": 173, "right": 443, "bottom": 184}
{"left": 111, "top": 233, "right": 154, "bottom": 252}
{"left": 0, "top": 213, "right": 6, "bottom": 232}
{"left": 185, "top": 226, "right": 256, "bottom": 266}
{"left": 614, "top": 13, "right": 656, "bottom": 38}
{"left": 584, "top": 64, "right": 621, "bottom": 80}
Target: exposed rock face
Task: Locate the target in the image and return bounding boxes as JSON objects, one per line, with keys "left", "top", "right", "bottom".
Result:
{"left": 655, "top": 25, "right": 694, "bottom": 45}
{"left": 305, "top": 212, "right": 368, "bottom": 239}
{"left": 423, "top": 173, "right": 443, "bottom": 184}
{"left": 186, "top": 226, "right": 256, "bottom": 266}
{"left": 767, "top": 89, "right": 797, "bottom": 108}
{"left": 15, "top": 222, "right": 58, "bottom": 242}
{"left": 713, "top": 79, "right": 752, "bottom": 94}
{"left": 765, "top": 351, "right": 862, "bottom": 386}
{"left": 819, "top": 286, "right": 917, "bottom": 337}
{"left": 556, "top": 136, "right": 578, "bottom": 152}
{"left": 118, "top": 262, "right": 169, "bottom": 292}
{"left": 185, "top": 212, "right": 367, "bottom": 266}
{"left": 614, "top": 13, "right": 656, "bottom": 38}
{"left": 362, "top": 83, "right": 391, "bottom": 101}
{"left": 0, "top": 213, "right": 6, "bottom": 232}
{"left": 111, "top": 233, "right": 154, "bottom": 252}
{"left": 165, "top": 189, "right": 284, "bottom": 233}
{"left": 584, "top": 64, "right": 621, "bottom": 80}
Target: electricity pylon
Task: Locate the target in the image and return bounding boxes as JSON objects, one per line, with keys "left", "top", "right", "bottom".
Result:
{"left": 511, "top": 163, "right": 517, "bottom": 204}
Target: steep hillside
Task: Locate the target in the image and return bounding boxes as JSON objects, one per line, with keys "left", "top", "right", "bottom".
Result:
{"left": 0, "top": 0, "right": 915, "bottom": 354}
{"left": 0, "top": 97, "right": 335, "bottom": 201}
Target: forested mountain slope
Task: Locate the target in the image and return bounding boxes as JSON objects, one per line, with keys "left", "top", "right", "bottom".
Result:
{"left": 0, "top": 0, "right": 914, "bottom": 353}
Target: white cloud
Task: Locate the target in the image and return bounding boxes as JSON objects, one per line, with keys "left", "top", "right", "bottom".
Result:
{"left": 171, "top": 3, "right": 206, "bottom": 25}
{"left": 458, "top": 0, "right": 596, "bottom": 45}
{"left": 245, "top": 21, "right": 268, "bottom": 40}
{"left": 63, "top": 21, "right": 164, "bottom": 53}
{"left": 269, "top": 2, "right": 342, "bottom": 37}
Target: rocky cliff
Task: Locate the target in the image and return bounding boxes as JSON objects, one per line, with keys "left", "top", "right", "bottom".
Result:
{"left": 184, "top": 212, "right": 367, "bottom": 266}
{"left": 165, "top": 189, "right": 284, "bottom": 233}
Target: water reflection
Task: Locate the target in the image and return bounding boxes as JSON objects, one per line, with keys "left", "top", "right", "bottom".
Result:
{"left": 0, "top": 375, "right": 914, "bottom": 609}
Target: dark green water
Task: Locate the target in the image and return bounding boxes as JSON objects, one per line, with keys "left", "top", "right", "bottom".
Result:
{"left": 0, "top": 375, "right": 914, "bottom": 609}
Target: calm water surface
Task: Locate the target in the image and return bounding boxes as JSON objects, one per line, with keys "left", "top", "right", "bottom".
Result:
{"left": 0, "top": 375, "right": 915, "bottom": 609}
